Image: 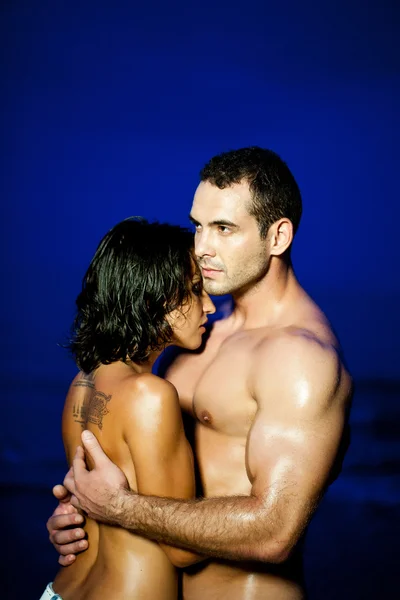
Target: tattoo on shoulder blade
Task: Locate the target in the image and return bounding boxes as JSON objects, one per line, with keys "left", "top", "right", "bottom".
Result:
{"left": 72, "top": 372, "right": 111, "bottom": 430}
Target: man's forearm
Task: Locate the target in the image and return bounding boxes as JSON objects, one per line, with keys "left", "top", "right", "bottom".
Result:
{"left": 113, "top": 491, "right": 282, "bottom": 562}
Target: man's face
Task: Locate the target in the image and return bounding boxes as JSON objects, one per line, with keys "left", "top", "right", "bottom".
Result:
{"left": 190, "top": 181, "right": 270, "bottom": 296}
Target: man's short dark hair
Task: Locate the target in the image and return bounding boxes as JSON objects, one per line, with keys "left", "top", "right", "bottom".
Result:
{"left": 68, "top": 218, "right": 195, "bottom": 373}
{"left": 200, "top": 146, "right": 302, "bottom": 238}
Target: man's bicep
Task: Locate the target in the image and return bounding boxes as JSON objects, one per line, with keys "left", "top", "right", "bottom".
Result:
{"left": 248, "top": 336, "right": 349, "bottom": 497}
{"left": 246, "top": 405, "right": 345, "bottom": 557}
{"left": 247, "top": 342, "right": 349, "bottom": 543}
{"left": 248, "top": 401, "right": 346, "bottom": 503}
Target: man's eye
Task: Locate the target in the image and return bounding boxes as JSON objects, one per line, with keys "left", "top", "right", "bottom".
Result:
{"left": 218, "top": 226, "right": 230, "bottom": 234}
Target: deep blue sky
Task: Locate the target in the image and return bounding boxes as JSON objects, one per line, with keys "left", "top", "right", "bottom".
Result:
{"left": 1, "top": 0, "right": 399, "bottom": 383}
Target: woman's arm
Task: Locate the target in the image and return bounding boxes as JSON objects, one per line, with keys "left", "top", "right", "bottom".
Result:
{"left": 122, "top": 373, "right": 202, "bottom": 568}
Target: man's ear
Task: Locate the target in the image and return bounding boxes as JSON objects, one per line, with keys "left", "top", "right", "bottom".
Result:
{"left": 268, "top": 218, "right": 294, "bottom": 256}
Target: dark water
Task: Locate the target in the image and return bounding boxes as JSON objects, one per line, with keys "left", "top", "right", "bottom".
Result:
{"left": 1, "top": 379, "right": 399, "bottom": 599}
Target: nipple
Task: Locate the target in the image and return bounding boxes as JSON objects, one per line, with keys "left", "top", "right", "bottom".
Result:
{"left": 201, "top": 410, "right": 212, "bottom": 425}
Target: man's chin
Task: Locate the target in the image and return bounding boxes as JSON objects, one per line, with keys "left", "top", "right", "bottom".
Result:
{"left": 203, "top": 282, "right": 231, "bottom": 296}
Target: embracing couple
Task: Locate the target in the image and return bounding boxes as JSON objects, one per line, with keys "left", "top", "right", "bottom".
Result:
{"left": 42, "top": 146, "right": 352, "bottom": 600}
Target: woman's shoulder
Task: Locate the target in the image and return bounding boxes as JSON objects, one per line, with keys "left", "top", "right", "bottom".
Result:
{"left": 118, "top": 372, "right": 180, "bottom": 415}
{"left": 124, "top": 371, "right": 176, "bottom": 396}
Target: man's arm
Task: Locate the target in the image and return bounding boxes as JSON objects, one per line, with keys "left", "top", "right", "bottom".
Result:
{"left": 69, "top": 335, "right": 352, "bottom": 563}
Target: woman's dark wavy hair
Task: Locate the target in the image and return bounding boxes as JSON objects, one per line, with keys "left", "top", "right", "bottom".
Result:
{"left": 68, "top": 217, "right": 195, "bottom": 374}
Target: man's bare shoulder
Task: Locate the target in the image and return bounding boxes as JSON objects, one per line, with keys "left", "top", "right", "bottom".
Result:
{"left": 254, "top": 326, "right": 340, "bottom": 364}
{"left": 251, "top": 327, "right": 352, "bottom": 413}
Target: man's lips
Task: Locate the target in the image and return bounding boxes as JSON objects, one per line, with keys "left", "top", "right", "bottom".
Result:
{"left": 201, "top": 266, "right": 222, "bottom": 274}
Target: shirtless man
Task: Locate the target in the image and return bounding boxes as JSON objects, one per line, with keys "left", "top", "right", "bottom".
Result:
{"left": 49, "top": 147, "right": 352, "bottom": 599}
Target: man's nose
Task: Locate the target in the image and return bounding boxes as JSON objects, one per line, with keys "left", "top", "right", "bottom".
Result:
{"left": 195, "top": 230, "right": 216, "bottom": 258}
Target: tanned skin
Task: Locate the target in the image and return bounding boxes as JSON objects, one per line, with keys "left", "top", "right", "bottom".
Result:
{"left": 52, "top": 364, "right": 200, "bottom": 600}
{"left": 50, "top": 181, "right": 352, "bottom": 600}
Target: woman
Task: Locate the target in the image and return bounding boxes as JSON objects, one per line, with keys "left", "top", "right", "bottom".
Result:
{"left": 41, "top": 217, "right": 214, "bottom": 600}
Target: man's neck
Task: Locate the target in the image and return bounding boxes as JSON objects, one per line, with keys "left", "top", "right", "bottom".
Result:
{"left": 230, "top": 260, "right": 301, "bottom": 330}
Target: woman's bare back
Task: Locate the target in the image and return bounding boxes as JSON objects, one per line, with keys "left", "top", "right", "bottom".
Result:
{"left": 53, "top": 362, "right": 196, "bottom": 600}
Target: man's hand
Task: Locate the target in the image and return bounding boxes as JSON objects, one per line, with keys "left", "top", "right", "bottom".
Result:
{"left": 46, "top": 484, "right": 88, "bottom": 565}
{"left": 65, "top": 430, "right": 130, "bottom": 524}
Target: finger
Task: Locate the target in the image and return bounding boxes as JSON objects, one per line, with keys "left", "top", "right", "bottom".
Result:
{"left": 63, "top": 466, "right": 77, "bottom": 496}
{"left": 58, "top": 554, "right": 77, "bottom": 566}
{"left": 70, "top": 494, "right": 83, "bottom": 511}
{"left": 63, "top": 465, "right": 74, "bottom": 484}
{"left": 47, "top": 512, "right": 84, "bottom": 533}
{"left": 72, "top": 444, "right": 88, "bottom": 481}
{"left": 53, "top": 484, "right": 71, "bottom": 502}
{"left": 81, "top": 430, "right": 109, "bottom": 467}
{"left": 52, "top": 501, "right": 78, "bottom": 516}
{"left": 51, "top": 527, "right": 87, "bottom": 547}
{"left": 54, "top": 538, "right": 89, "bottom": 556}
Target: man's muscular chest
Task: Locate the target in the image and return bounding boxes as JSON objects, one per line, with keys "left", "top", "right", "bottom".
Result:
{"left": 194, "top": 336, "right": 259, "bottom": 437}
{"left": 170, "top": 327, "right": 259, "bottom": 437}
